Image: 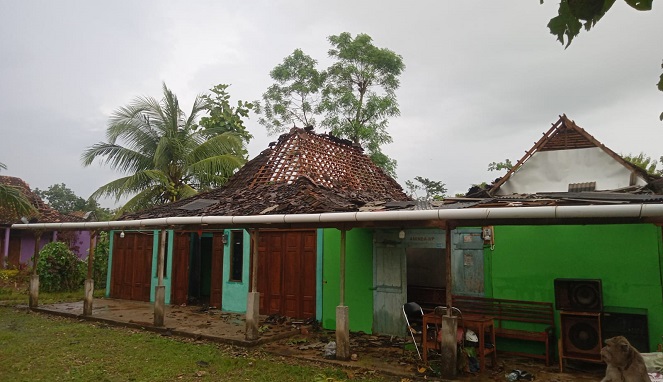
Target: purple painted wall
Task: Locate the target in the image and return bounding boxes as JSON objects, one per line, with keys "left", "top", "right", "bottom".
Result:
{"left": 15, "top": 230, "right": 90, "bottom": 267}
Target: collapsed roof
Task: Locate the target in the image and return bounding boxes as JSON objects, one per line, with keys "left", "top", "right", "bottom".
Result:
{"left": 122, "top": 127, "right": 411, "bottom": 220}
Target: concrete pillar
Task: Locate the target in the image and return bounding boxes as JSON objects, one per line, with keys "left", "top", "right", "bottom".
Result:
{"left": 245, "top": 291, "right": 260, "bottom": 340}
{"left": 2, "top": 228, "right": 9, "bottom": 269}
{"left": 83, "top": 279, "right": 94, "bottom": 316}
{"left": 83, "top": 232, "right": 96, "bottom": 316}
{"left": 154, "top": 229, "right": 167, "bottom": 327}
{"left": 439, "top": 315, "right": 458, "bottom": 379}
{"left": 335, "top": 229, "right": 350, "bottom": 360}
{"left": 154, "top": 285, "right": 165, "bottom": 326}
{"left": 29, "top": 274, "right": 39, "bottom": 308}
{"left": 335, "top": 306, "right": 350, "bottom": 360}
{"left": 29, "top": 231, "right": 42, "bottom": 308}
{"left": 245, "top": 229, "right": 261, "bottom": 341}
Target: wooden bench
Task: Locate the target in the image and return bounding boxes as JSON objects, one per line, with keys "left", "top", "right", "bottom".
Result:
{"left": 451, "top": 295, "right": 555, "bottom": 366}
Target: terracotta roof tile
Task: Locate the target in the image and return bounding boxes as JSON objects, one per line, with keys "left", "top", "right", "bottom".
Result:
{"left": 0, "top": 175, "right": 84, "bottom": 225}
{"left": 121, "top": 128, "right": 410, "bottom": 220}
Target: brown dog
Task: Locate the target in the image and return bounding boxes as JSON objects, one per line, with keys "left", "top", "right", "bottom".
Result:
{"left": 601, "top": 336, "right": 651, "bottom": 382}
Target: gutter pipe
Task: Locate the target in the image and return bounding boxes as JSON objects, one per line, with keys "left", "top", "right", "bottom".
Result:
{"left": 11, "top": 204, "right": 663, "bottom": 231}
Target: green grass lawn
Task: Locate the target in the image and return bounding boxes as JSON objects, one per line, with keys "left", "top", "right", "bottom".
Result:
{"left": 0, "top": 307, "right": 396, "bottom": 382}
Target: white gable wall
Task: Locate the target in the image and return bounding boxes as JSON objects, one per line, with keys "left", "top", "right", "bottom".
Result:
{"left": 496, "top": 147, "right": 648, "bottom": 195}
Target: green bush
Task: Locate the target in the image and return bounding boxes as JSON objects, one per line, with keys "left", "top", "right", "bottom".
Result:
{"left": 91, "top": 231, "right": 109, "bottom": 288}
{"left": 36, "top": 242, "right": 85, "bottom": 292}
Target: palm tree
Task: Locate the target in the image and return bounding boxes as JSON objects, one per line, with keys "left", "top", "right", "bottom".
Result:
{"left": 82, "top": 83, "right": 246, "bottom": 213}
{"left": 0, "top": 162, "right": 36, "bottom": 217}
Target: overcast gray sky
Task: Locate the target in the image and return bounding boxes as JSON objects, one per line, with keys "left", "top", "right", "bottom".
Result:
{"left": 1, "top": 1, "right": 662, "bottom": 207}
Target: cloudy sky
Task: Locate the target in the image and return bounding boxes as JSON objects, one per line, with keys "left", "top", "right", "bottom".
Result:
{"left": 1, "top": 1, "right": 662, "bottom": 207}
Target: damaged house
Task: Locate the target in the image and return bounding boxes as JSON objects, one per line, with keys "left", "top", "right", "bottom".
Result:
{"left": 13, "top": 115, "right": 663, "bottom": 365}
{"left": 0, "top": 175, "right": 92, "bottom": 269}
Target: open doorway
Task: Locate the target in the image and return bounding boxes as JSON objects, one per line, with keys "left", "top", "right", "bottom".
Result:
{"left": 188, "top": 235, "right": 213, "bottom": 305}
{"left": 406, "top": 247, "right": 446, "bottom": 310}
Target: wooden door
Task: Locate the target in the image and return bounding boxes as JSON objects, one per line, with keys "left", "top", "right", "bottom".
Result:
{"left": 373, "top": 230, "right": 406, "bottom": 336}
{"left": 7, "top": 235, "right": 21, "bottom": 268}
{"left": 209, "top": 233, "right": 224, "bottom": 309}
{"left": 171, "top": 233, "right": 190, "bottom": 305}
{"left": 451, "top": 228, "right": 484, "bottom": 296}
{"left": 110, "top": 232, "right": 153, "bottom": 301}
{"left": 258, "top": 230, "right": 316, "bottom": 319}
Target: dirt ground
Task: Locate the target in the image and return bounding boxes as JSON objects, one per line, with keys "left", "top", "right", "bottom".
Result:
{"left": 259, "top": 325, "right": 607, "bottom": 382}
{"left": 29, "top": 298, "right": 609, "bottom": 381}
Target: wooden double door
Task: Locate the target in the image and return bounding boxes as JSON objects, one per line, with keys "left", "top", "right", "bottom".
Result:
{"left": 110, "top": 232, "right": 153, "bottom": 301}
{"left": 258, "top": 230, "right": 316, "bottom": 319}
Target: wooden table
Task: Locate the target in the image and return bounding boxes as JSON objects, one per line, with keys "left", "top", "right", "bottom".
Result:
{"left": 422, "top": 313, "right": 497, "bottom": 371}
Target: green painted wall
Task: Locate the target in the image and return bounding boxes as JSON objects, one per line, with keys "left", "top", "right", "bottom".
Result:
{"left": 487, "top": 224, "right": 663, "bottom": 352}
{"left": 322, "top": 228, "right": 374, "bottom": 333}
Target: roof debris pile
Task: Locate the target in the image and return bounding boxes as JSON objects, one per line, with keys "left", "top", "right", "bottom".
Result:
{"left": 122, "top": 127, "right": 411, "bottom": 220}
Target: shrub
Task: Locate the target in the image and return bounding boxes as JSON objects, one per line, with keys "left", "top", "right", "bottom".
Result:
{"left": 36, "top": 242, "right": 85, "bottom": 292}
{"left": 91, "top": 231, "right": 109, "bottom": 288}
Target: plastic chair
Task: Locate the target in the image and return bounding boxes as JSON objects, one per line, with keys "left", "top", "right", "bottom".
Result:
{"left": 402, "top": 302, "right": 426, "bottom": 359}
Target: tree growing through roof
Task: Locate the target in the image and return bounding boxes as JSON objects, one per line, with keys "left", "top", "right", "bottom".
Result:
{"left": 405, "top": 176, "right": 447, "bottom": 201}
{"left": 542, "top": 0, "right": 661, "bottom": 121}
{"left": 258, "top": 33, "right": 405, "bottom": 177}
{"left": 82, "top": 83, "right": 246, "bottom": 213}
{"left": 623, "top": 152, "right": 663, "bottom": 176}
{"left": 256, "top": 49, "right": 326, "bottom": 135}
{"left": 0, "top": 162, "right": 36, "bottom": 217}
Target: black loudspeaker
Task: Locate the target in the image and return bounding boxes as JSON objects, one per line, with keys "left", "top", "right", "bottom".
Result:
{"left": 554, "top": 278, "right": 603, "bottom": 312}
{"left": 602, "top": 310, "right": 650, "bottom": 353}
{"left": 560, "top": 311, "right": 602, "bottom": 360}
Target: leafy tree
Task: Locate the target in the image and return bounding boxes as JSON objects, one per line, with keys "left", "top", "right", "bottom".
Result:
{"left": 405, "top": 176, "right": 447, "bottom": 201}
{"left": 257, "top": 49, "right": 325, "bottom": 135}
{"left": 258, "top": 33, "right": 405, "bottom": 178}
{"left": 487, "top": 159, "right": 513, "bottom": 172}
{"left": 623, "top": 152, "right": 662, "bottom": 176}
{"left": 199, "top": 84, "right": 254, "bottom": 157}
{"left": 543, "top": 0, "right": 660, "bottom": 120}
{"left": 0, "top": 162, "right": 36, "bottom": 217}
{"left": 35, "top": 183, "right": 113, "bottom": 220}
{"left": 322, "top": 32, "right": 405, "bottom": 178}
{"left": 35, "top": 183, "right": 87, "bottom": 213}
{"left": 82, "top": 83, "right": 246, "bottom": 213}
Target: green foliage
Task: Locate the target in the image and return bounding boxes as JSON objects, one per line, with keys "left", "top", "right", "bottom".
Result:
{"left": 91, "top": 232, "right": 110, "bottom": 288}
{"left": 199, "top": 84, "right": 254, "bottom": 156}
{"left": 258, "top": 49, "right": 326, "bottom": 135}
{"left": 36, "top": 242, "right": 85, "bottom": 293}
{"left": 406, "top": 176, "right": 447, "bottom": 201}
{"left": 258, "top": 33, "right": 405, "bottom": 176}
{"left": 487, "top": 159, "right": 513, "bottom": 172}
{"left": 622, "top": 152, "right": 662, "bottom": 176}
{"left": 34, "top": 183, "right": 112, "bottom": 220}
{"left": 543, "top": 0, "right": 660, "bottom": 122}
{"left": 546, "top": 0, "right": 650, "bottom": 48}
{"left": 82, "top": 83, "right": 247, "bottom": 213}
